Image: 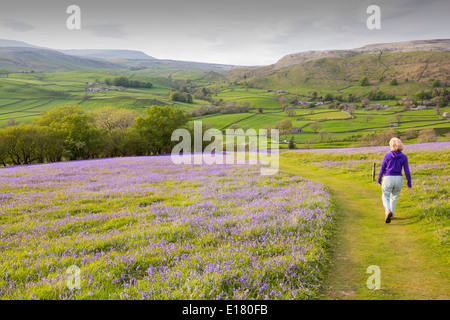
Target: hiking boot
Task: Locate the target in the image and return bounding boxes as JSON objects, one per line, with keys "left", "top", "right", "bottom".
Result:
{"left": 385, "top": 209, "right": 393, "bottom": 224}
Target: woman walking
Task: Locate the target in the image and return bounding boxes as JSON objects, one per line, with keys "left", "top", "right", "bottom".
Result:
{"left": 377, "top": 138, "right": 412, "bottom": 223}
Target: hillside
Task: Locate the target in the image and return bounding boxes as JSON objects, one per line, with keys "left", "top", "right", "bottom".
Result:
{"left": 58, "top": 49, "right": 155, "bottom": 60}
{"left": 0, "top": 39, "right": 42, "bottom": 49}
{"left": 0, "top": 38, "right": 448, "bottom": 149}
{"left": 0, "top": 47, "right": 122, "bottom": 72}
{"left": 0, "top": 39, "right": 236, "bottom": 77}
{"left": 229, "top": 39, "right": 450, "bottom": 95}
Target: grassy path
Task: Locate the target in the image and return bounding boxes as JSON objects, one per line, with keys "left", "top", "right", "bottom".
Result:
{"left": 280, "top": 158, "right": 449, "bottom": 300}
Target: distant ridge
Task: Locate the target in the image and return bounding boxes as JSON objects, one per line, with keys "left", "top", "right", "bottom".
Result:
{"left": 58, "top": 49, "right": 155, "bottom": 60}
{"left": 0, "top": 39, "right": 42, "bottom": 49}
{"left": 228, "top": 39, "right": 450, "bottom": 90}
{"left": 275, "top": 39, "right": 450, "bottom": 69}
{"left": 0, "top": 47, "right": 121, "bottom": 72}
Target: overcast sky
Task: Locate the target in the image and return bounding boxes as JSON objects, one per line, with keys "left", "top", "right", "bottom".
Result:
{"left": 0, "top": 0, "right": 449, "bottom": 65}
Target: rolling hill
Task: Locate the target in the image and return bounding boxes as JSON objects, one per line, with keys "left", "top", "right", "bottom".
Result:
{"left": 0, "top": 39, "right": 237, "bottom": 75}
{"left": 58, "top": 49, "right": 155, "bottom": 60}
{"left": 0, "top": 47, "right": 123, "bottom": 72}
{"left": 229, "top": 39, "right": 450, "bottom": 94}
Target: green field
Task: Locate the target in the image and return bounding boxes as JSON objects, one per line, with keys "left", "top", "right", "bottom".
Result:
{"left": 0, "top": 66, "right": 449, "bottom": 148}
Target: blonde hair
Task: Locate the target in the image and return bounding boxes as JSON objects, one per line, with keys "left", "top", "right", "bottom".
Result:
{"left": 389, "top": 137, "right": 403, "bottom": 151}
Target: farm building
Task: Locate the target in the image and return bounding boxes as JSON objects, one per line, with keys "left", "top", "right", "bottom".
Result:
{"left": 85, "top": 87, "right": 103, "bottom": 92}
{"left": 368, "top": 103, "right": 390, "bottom": 109}
{"left": 297, "top": 100, "right": 311, "bottom": 106}
{"left": 410, "top": 105, "right": 427, "bottom": 110}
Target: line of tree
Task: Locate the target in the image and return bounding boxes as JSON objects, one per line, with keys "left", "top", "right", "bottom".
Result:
{"left": 105, "top": 76, "right": 153, "bottom": 88}
{"left": 414, "top": 88, "right": 449, "bottom": 104}
{"left": 191, "top": 100, "right": 251, "bottom": 117}
{"left": 0, "top": 105, "right": 191, "bottom": 166}
{"left": 169, "top": 90, "right": 193, "bottom": 103}
{"left": 366, "top": 90, "right": 396, "bottom": 101}
{"left": 357, "top": 128, "right": 446, "bottom": 147}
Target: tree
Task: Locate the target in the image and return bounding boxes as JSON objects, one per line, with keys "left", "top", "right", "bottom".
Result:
{"left": 262, "top": 125, "right": 272, "bottom": 138}
{"left": 303, "top": 138, "right": 315, "bottom": 149}
{"left": 112, "top": 76, "right": 129, "bottom": 87}
{"left": 108, "top": 77, "right": 151, "bottom": 89}
{"left": 357, "top": 129, "right": 398, "bottom": 146}
{"left": 169, "top": 91, "right": 193, "bottom": 103}
{"left": 359, "top": 76, "right": 369, "bottom": 86}
{"left": 275, "top": 119, "right": 292, "bottom": 140}
{"left": 414, "top": 90, "right": 425, "bottom": 104}
{"left": 7, "top": 119, "right": 18, "bottom": 127}
{"left": 0, "top": 124, "right": 40, "bottom": 165}
{"left": 318, "top": 129, "right": 327, "bottom": 142}
{"left": 135, "top": 105, "right": 191, "bottom": 155}
{"left": 88, "top": 107, "right": 140, "bottom": 157}
{"left": 290, "top": 95, "right": 299, "bottom": 104}
{"left": 364, "top": 114, "right": 374, "bottom": 123}
{"left": 324, "top": 93, "right": 334, "bottom": 102}
{"left": 0, "top": 130, "right": 8, "bottom": 166}
{"left": 33, "top": 105, "right": 85, "bottom": 127}
{"left": 89, "top": 106, "right": 138, "bottom": 131}
{"left": 395, "top": 113, "right": 403, "bottom": 122}
{"left": 288, "top": 136, "right": 296, "bottom": 149}
{"left": 285, "top": 108, "right": 296, "bottom": 117}
{"left": 433, "top": 96, "right": 449, "bottom": 107}
{"left": 389, "top": 78, "right": 398, "bottom": 86}
{"left": 432, "top": 79, "right": 441, "bottom": 88}
{"left": 185, "top": 93, "right": 193, "bottom": 103}
{"left": 278, "top": 119, "right": 292, "bottom": 132}
{"left": 62, "top": 114, "right": 103, "bottom": 160}
{"left": 362, "top": 96, "right": 371, "bottom": 107}
{"left": 169, "top": 91, "right": 184, "bottom": 102}
{"left": 310, "top": 121, "right": 322, "bottom": 133}
{"left": 33, "top": 105, "right": 102, "bottom": 160}
{"left": 405, "top": 128, "right": 419, "bottom": 140}
{"left": 279, "top": 96, "right": 288, "bottom": 106}
{"left": 417, "top": 129, "right": 437, "bottom": 143}
{"left": 346, "top": 106, "right": 355, "bottom": 116}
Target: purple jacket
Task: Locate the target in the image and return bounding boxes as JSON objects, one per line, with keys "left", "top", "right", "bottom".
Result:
{"left": 377, "top": 151, "right": 412, "bottom": 188}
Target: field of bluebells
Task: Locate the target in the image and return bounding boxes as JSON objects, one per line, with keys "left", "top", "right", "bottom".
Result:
{"left": 289, "top": 142, "right": 450, "bottom": 248}
{"left": 0, "top": 156, "right": 334, "bottom": 300}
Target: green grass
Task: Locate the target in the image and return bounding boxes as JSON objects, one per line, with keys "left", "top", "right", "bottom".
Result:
{"left": 280, "top": 145, "right": 450, "bottom": 299}
{"left": 1, "top": 68, "right": 449, "bottom": 150}
{"left": 192, "top": 113, "right": 253, "bottom": 129}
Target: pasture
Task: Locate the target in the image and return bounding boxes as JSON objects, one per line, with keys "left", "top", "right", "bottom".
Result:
{"left": 0, "top": 70, "right": 449, "bottom": 149}
{"left": 0, "top": 156, "right": 334, "bottom": 299}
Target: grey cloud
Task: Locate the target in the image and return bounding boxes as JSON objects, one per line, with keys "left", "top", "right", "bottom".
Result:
{"left": 85, "top": 23, "right": 127, "bottom": 39}
{"left": 1, "top": 19, "right": 34, "bottom": 32}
